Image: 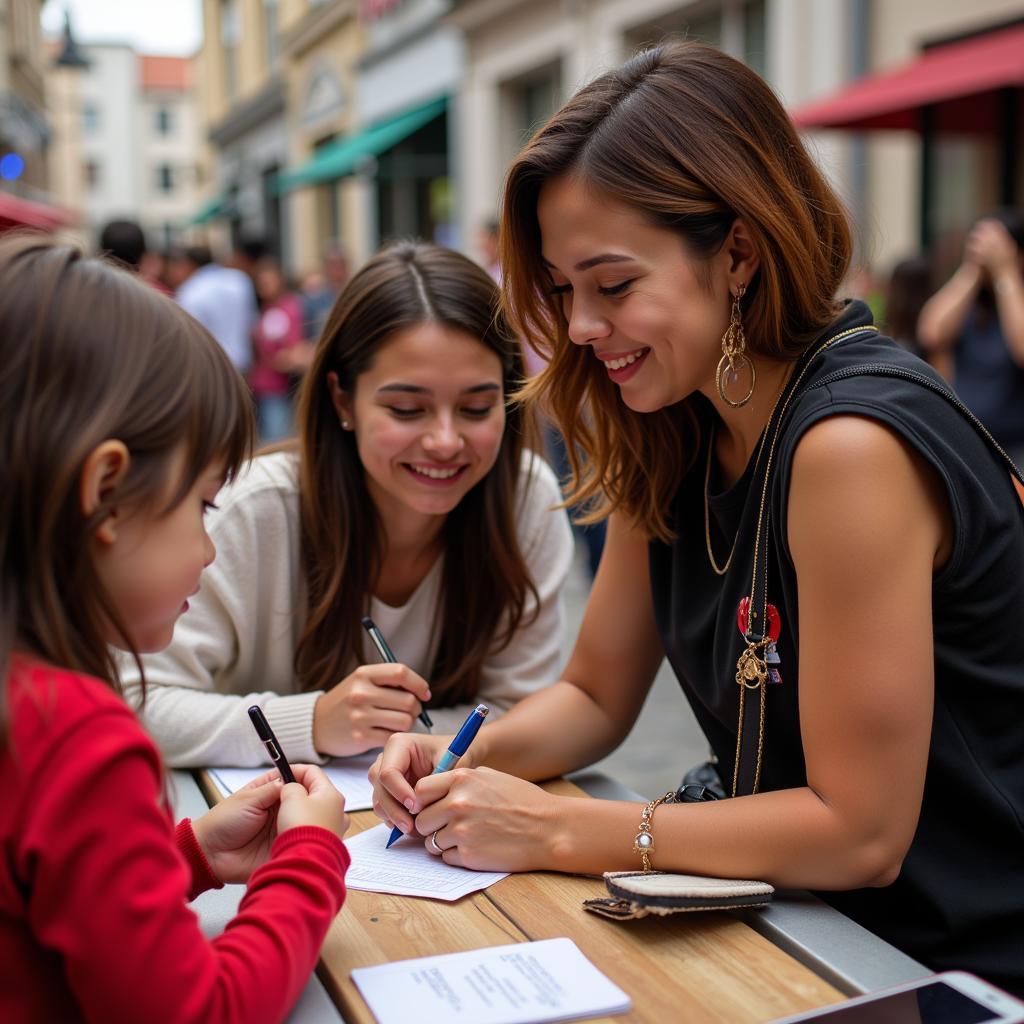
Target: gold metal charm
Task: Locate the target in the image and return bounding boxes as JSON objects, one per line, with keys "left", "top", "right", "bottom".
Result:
{"left": 735, "top": 643, "right": 768, "bottom": 689}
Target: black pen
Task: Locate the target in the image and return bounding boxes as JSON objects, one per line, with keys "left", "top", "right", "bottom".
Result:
{"left": 247, "top": 705, "right": 296, "bottom": 784}
{"left": 361, "top": 615, "right": 434, "bottom": 732}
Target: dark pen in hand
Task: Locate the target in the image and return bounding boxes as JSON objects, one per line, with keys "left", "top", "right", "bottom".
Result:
{"left": 361, "top": 615, "right": 434, "bottom": 732}
{"left": 247, "top": 705, "right": 296, "bottom": 784}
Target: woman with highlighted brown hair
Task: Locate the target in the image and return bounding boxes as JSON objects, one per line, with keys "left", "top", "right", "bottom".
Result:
{"left": 123, "top": 241, "right": 572, "bottom": 768}
{"left": 370, "top": 43, "right": 1024, "bottom": 994}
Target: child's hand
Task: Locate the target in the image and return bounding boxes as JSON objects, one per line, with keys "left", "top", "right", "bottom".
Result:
{"left": 276, "top": 764, "right": 349, "bottom": 839}
{"left": 192, "top": 769, "right": 284, "bottom": 883}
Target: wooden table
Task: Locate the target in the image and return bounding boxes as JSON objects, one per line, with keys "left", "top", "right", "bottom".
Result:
{"left": 309, "top": 779, "right": 846, "bottom": 1023}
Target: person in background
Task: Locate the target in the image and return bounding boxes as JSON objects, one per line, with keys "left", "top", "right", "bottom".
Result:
{"left": 250, "top": 259, "right": 307, "bottom": 442}
{"left": 476, "top": 219, "right": 502, "bottom": 284}
{"left": 302, "top": 245, "right": 350, "bottom": 344}
{"left": 173, "top": 245, "right": 257, "bottom": 375}
{"left": 918, "top": 210, "right": 1024, "bottom": 466}
{"left": 120, "top": 241, "right": 573, "bottom": 769}
{"left": 883, "top": 256, "right": 932, "bottom": 359}
{"left": 0, "top": 233, "right": 349, "bottom": 1023}
{"left": 99, "top": 218, "right": 146, "bottom": 272}
{"left": 229, "top": 235, "right": 270, "bottom": 283}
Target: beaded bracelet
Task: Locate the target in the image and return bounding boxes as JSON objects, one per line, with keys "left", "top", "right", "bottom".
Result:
{"left": 632, "top": 791, "right": 676, "bottom": 872}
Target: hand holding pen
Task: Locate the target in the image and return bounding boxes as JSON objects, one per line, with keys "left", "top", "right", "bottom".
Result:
{"left": 385, "top": 704, "right": 489, "bottom": 848}
{"left": 361, "top": 616, "right": 433, "bottom": 732}
{"left": 309, "top": 625, "right": 432, "bottom": 757}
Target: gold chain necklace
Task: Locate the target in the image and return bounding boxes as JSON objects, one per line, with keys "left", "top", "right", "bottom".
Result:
{"left": 704, "top": 367, "right": 794, "bottom": 576}
{"left": 729, "top": 324, "right": 879, "bottom": 797}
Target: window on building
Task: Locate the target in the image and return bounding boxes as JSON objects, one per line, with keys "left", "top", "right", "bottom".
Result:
{"left": 498, "top": 63, "right": 561, "bottom": 179}
{"left": 82, "top": 103, "right": 99, "bottom": 133}
{"left": 222, "top": 0, "right": 241, "bottom": 99}
{"left": 743, "top": 0, "right": 767, "bottom": 77}
{"left": 155, "top": 106, "right": 173, "bottom": 135}
{"left": 156, "top": 164, "right": 174, "bottom": 192}
{"left": 84, "top": 160, "right": 100, "bottom": 189}
{"left": 264, "top": 0, "right": 280, "bottom": 68}
{"left": 624, "top": 4, "right": 721, "bottom": 54}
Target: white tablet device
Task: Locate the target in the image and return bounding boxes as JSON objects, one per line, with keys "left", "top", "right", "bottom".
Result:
{"left": 771, "top": 971, "right": 1024, "bottom": 1024}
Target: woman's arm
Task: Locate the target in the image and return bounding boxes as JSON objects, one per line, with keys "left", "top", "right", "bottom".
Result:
{"left": 917, "top": 263, "right": 980, "bottom": 354}
{"left": 371, "top": 511, "right": 665, "bottom": 828}
{"left": 411, "top": 416, "right": 949, "bottom": 890}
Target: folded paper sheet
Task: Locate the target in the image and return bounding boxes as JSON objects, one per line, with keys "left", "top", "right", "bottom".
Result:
{"left": 343, "top": 823, "right": 509, "bottom": 900}
{"left": 351, "top": 937, "right": 631, "bottom": 1024}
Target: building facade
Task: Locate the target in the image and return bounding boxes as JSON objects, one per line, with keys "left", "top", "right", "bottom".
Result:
{"left": 196, "top": 0, "right": 293, "bottom": 263}
{"left": 53, "top": 45, "right": 200, "bottom": 248}
{"left": 0, "top": 0, "right": 75, "bottom": 229}
{"left": 138, "top": 56, "right": 202, "bottom": 249}
{"left": 449, "top": 0, "right": 856, "bottom": 267}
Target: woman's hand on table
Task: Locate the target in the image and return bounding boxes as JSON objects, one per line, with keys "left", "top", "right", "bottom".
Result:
{"left": 193, "top": 764, "right": 348, "bottom": 883}
{"left": 412, "top": 766, "right": 566, "bottom": 873}
{"left": 368, "top": 731, "right": 452, "bottom": 834}
{"left": 313, "top": 663, "right": 431, "bottom": 757}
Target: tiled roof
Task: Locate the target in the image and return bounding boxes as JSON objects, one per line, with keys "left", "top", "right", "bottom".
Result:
{"left": 139, "top": 55, "right": 191, "bottom": 91}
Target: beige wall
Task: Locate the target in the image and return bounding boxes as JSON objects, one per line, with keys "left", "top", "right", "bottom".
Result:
{"left": 285, "top": 9, "right": 365, "bottom": 272}
{"left": 46, "top": 63, "right": 88, "bottom": 245}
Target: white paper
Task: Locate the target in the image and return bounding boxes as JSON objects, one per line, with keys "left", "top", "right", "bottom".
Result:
{"left": 351, "top": 937, "right": 632, "bottom": 1024}
{"left": 208, "top": 752, "right": 377, "bottom": 811}
{"left": 343, "top": 823, "right": 509, "bottom": 900}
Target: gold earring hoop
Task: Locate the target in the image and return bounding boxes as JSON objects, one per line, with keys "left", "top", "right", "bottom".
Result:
{"left": 716, "top": 284, "right": 755, "bottom": 408}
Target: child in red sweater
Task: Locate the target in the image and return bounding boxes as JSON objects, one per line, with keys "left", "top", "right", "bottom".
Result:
{"left": 0, "top": 234, "right": 350, "bottom": 1023}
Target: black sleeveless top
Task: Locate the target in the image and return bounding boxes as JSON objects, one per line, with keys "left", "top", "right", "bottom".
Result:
{"left": 649, "top": 301, "right": 1024, "bottom": 995}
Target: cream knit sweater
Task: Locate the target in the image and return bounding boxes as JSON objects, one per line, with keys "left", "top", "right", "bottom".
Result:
{"left": 121, "top": 449, "right": 574, "bottom": 767}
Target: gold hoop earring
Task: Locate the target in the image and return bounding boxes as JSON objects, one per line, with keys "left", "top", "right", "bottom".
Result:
{"left": 716, "top": 283, "right": 755, "bottom": 408}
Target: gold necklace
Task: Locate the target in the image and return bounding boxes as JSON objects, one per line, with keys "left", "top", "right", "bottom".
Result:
{"left": 703, "top": 366, "right": 794, "bottom": 576}
{"left": 703, "top": 425, "right": 734, "bottom": 575}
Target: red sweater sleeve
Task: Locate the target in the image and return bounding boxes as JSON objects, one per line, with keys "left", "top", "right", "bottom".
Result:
{"left": 20, "top": 695, "right": 349, "bottom": 1024}
{"left": 175, "top": 818, "right": 222, "bottom": 901}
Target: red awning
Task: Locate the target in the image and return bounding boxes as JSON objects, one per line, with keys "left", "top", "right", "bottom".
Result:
{"left": 0, "top": 190, "right": 76, "bottom": 231}
{"left": 792, "top": 23, "right": 1024, "bottom": 131}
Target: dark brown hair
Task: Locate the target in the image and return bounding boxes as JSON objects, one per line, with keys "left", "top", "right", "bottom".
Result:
{"left": 0, "top": 233, "right": 254, "bottom": 745}
{"left": 502, "top": 41, "right": 853, "bottom": 540}
{"left": 293, "top": 241, "right": 538, "bottom": 706}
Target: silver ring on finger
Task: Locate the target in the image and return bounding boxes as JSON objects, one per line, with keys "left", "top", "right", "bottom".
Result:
{"left": 428, "top": 830, "right": 445, "bottom": 855}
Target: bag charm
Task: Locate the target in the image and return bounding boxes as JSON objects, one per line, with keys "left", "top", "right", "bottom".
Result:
{"left": 736, "top": 597, "right": 783, "bottom": 685}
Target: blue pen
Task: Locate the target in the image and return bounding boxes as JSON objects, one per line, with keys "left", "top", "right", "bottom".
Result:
{"left": 385, "top": 703, "right": 489, "bottom": 849}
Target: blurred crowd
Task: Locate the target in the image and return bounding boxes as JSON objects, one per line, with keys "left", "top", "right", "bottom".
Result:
{"left": 97, "top": 207, "right": 1024, "bottom": 472}
{"left": 98, "top": 218, "right": 349, "bottom": 444}
{"left": 850, "top": 208, "right": 1024, "bottom": 468}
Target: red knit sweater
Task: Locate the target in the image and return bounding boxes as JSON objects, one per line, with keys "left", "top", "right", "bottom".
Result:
{"left": 0, "top": 657, "right": 350, "bottom": 1023}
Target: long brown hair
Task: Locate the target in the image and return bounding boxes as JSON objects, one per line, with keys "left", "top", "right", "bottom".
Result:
{"left": 502, "top": 41, "right": 853, "bottom": 540}
{"left": 0, "top": 234, "right": 254, "bottom": 745}
{"left": 294, "top": 241, "right": 538, "bottom": 706}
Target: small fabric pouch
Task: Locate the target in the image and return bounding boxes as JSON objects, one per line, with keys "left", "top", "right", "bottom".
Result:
{"left": 583, "top": 871, "right": 774, "bottom": 920}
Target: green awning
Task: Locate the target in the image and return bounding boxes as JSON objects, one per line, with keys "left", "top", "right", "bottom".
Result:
{"left": 188, "top": 193, "right": 229, "bottom": 226}
{"left": 276, "top": 95, "right": 447, "bottom": 193}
